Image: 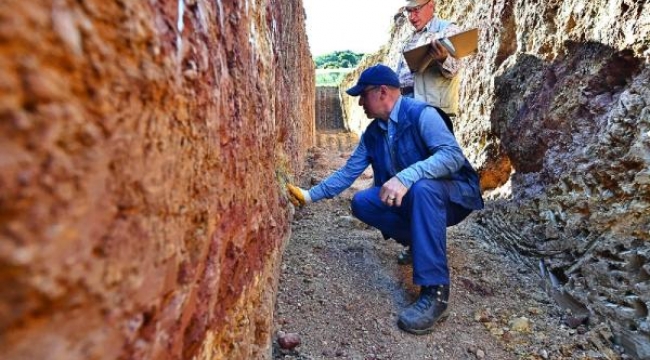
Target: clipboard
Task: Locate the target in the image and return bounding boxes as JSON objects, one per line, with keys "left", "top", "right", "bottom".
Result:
{"left": 403, "top": 28, "right": 479, "bottom": 73}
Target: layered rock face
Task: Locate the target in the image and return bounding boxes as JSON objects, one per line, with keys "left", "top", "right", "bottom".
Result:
{"left": 341, "top": 0, "right": 649, "bottom": 357}
{"left": 0, "top": 1, "right": 313, "bottom": 359}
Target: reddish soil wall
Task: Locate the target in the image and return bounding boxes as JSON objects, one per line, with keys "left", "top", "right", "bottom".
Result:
{"left": 0, "top": 1, "right": 314, "bottom": 359}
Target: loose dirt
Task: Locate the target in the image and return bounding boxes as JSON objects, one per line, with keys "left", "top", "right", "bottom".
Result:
{"left": 273, "top": 136, "right": 624, "bottom": 360}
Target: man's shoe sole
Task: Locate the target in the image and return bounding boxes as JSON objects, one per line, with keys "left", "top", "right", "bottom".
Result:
{"left": 397, "top": 310, "right": 449, "bottom": 335}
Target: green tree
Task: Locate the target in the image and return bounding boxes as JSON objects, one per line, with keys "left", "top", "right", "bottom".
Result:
{"left": 337, "top": 52, "right": 358, "bottom": 68}
{"left": 314, "top": 50, "right": 365, "bottom": 69}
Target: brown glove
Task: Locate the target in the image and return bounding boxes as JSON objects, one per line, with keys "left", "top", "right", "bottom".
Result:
{"left": 287, "top": 184, "right": 311, "bottom": 206}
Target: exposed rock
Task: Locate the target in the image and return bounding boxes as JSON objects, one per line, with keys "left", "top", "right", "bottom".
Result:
{"left": 0, "top": 0, "right": 313, "bottom": 359}
{"left": 339, "top": 0, "right": 649, "bottom": 357}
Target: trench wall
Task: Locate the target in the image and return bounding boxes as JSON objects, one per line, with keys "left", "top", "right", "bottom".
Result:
{"left": 340, "top": 0, "right": 650, "bottom": 357}
{"left": 315, "top": 86, "right": 345, "bottom": 131}
{"left": 0, "top": 1, "right": 314, "bottom": 359}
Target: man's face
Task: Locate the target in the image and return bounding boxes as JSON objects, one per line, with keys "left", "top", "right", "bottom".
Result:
{"left": 358, "top": 86, "right": 382, "bottom": 119}
{"left": 406, "top": 0, "right": 434, "bottom": 31}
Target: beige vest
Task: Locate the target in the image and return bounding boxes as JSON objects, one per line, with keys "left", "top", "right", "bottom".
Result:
{"left": 413, "top": 67, "right": 461, "bottom": 116}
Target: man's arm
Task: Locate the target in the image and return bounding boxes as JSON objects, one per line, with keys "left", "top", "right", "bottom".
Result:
{"left": 307, "top": 138, "right": 371, "bottom": 202}
{"left": 430, "top": 23, "right": 463, "bottom": 78}
{"left": 395, "top": 107, "right": 465, "bottom": 188}
{"left": 396, "top": 54, "right": 414, "bottom": 89}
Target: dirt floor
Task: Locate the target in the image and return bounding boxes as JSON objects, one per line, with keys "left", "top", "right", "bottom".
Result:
{"left": 273, "top": 135, "right": 627, "bottom": 360}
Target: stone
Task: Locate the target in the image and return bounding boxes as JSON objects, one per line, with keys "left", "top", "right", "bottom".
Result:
{"left": 278, "top": 332, "right": 302, "bottom": 350}
{"left": 510, "top": 317, "right": 532, "bottom": 333}
{"left": 539, "top": 349, "right": 549, "bottom": 359}
{"left": 474, "top": 308, "right": 492, "bottom": 323}
{"left": 476, "top": 349, "right": 486, "bottom": 359}
{"left": 564, "top": 315, "right": 588, "bottom": 329}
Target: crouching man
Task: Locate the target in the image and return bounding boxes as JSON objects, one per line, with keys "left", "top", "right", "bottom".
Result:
{"left": 288, "top": 64, "right": 483, "bottom": 334}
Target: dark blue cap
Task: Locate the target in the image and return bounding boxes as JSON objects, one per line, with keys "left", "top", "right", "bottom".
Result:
{"left": 346, "top": 64, "right": 401, "bottom": 96}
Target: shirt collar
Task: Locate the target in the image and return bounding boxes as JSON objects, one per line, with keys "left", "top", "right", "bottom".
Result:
{"left": 390, "top": 96, "right": 402, "bottom": 124}
{"left": 416, "top": 17, "right": 438, "bottom": 34}
{"left": 377, "top": 96, "right": 402, "bottom": 131}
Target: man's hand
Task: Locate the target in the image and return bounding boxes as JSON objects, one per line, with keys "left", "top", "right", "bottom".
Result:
{"left": 428, "top": 39, "right": 449, "bottom": 62}
{"left": 380, "top": 177, "right": 408, "bottom": 207}
{"left": 287, "top": 184, "right": 311, "bottom": 207}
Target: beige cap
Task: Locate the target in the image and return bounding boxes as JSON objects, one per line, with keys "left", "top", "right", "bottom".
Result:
{"left": 405, "top": 0, "right": 429, "bottom": 8}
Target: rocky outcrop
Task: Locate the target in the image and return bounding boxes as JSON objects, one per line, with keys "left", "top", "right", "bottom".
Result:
{"left": 0, "top": 1, "right": 313, "bottom": 359}
{"left": 340, "top": 0, "right": 649, "bottom": 358}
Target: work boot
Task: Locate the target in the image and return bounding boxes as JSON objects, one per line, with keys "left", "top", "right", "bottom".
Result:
{"left": 397, "top": 247, "right": 412, "bottom": 265}
{"left": 397, "top": 284, "right": 450, "bottom": 335}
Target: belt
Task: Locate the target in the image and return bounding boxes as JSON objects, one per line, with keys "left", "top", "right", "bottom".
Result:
{"left": 400, "top": 86, "right": 414, "bottom": 95}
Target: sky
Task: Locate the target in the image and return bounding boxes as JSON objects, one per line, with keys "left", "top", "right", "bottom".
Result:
{"left": 302, "top": 0, "right": 403, "bottom": 57}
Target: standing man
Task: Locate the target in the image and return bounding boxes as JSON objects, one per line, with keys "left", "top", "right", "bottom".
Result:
{"left": 287, "top": 65, "right": 483, "bottom": 334}
{"left": 396, "top": 0, "right": 462, "bottom": 118}
{"left": 395, "top": 0, "right": 464, "bottom": 264}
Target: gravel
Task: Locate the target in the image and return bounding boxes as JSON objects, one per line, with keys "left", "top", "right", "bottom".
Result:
{"left": 273, "top": 146, "right": 626, "bottom": 360}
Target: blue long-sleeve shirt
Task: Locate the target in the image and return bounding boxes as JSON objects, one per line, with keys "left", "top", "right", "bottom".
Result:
{"left": 309, "top": 97, "right": 465, "bottom": 202}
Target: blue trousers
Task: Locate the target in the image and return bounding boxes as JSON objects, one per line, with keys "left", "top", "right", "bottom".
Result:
{"left": 351, "top": 179, "right": 472, "bottom": 286}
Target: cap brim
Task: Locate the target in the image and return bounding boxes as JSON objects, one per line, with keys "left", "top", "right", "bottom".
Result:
{"left": 345, "top": 83, "right": 365, "bottom": 96}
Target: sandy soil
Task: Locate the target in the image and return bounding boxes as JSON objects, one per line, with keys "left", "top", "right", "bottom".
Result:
{"left": 273, "top": 140, "right": 625, "bottom": 360}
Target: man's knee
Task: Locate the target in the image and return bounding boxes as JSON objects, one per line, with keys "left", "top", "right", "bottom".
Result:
{"left": 351, "top": 190, "right": 369, "bottom": 218}
{"left": 408, "top": 179, "right": 447, "bottom": 200}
